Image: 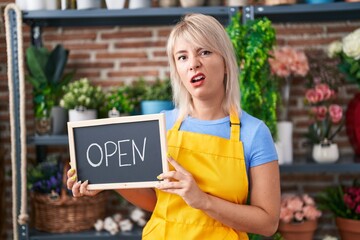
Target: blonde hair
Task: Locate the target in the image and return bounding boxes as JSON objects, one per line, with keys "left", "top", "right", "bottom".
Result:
{"left": 166, "top": 13, "right": 241, "bottom": 116}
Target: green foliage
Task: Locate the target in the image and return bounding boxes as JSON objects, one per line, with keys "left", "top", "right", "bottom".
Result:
{"left": 142, "top": 78, "right": 173, "bottom": 101}
{"left": 338, "top": 53, "right": 360, "bottom": 87}
{"left": 226, "top": 13, "right": 278, "bottom": 140}
{"left": 317, "top": 180, "right": 360, "bottom": 220}
{"left": 59, "top": 78, "right": 105, "bottom": 110}
{"left": 102, "top": 85, "right": 138, "bottom": 116}
{"left": 25, "top": 44, "right": 74, "bottom": 118}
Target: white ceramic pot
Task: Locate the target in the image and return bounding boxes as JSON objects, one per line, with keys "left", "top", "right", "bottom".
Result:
{"left": 15, "top": 0, "right": 27, "bottom": 10}
{"left": 27, "top": 0, "right": 46, "bottom": 10}
{"left": 227, "top": 0, "right": 248, "bottom": 6}
{"left": 46, "top": 0, "right": 58, "bottom": 10}
{"left": 76, "top": 0, "right": 102, "bottom": 10}
{"left": 128, "top": 0, "right": 152, "bottom": 9}
{"left": 312, "top": 143, "right": 339, "bottom": 163}
{"left": 106, "top": 0, "right": 126, "bottom": 9}
{"left": 277, "top": 121, "right": 293, "bottom": 164}
{"left": 69, "top": 109, "right": 97, "bottom": 122}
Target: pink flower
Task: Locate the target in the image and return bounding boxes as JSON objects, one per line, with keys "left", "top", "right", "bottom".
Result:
{"left": 329, "top": 104, "right": 343, "bottom": 124}
{"left": 280, "top": 207, "right": 294, "bottom": 223}
{"left": 303, "top": 194, "right": 315, "bottom": 206}
{"left": 316, "top": 106, "right": 327, "bottom": 121}
{"left": 306, "top": 89, "right": 322, "bottom": 104}
{"left": 315, "top": 83, "right": 332, "bottom": 100}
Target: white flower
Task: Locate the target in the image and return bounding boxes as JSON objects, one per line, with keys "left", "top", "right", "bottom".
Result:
{"left": 342, "top": 28, "right": 360, "bottom": 60}
{"left": 327, "top": 40, "right": 342, "bottom": 58}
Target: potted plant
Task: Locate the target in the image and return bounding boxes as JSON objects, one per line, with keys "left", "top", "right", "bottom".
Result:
{"left": 25, "top": 44, "right": 74, "bottom": 135}
{"left": 102, "top": 85, "right": 137, "bottom": 118}
{"left": 304, "top": 82, "right": 344, "bottom": 163}
{"left": 278, "top": 193, "right": 322, "bottom": 240}
{"left": 328, "top": 28, "right": 360, "bottom": 159}
{"left": 140, "top": 78, "right": 174, "bottom": 115}
{"left": 317, "top": 179, "right": 360, "bottom": 240}
{"left": 59, "top": 78, "right": 105, "bottom": 122}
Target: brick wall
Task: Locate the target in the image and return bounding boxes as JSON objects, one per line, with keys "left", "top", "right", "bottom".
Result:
{"left": 1, "top": 1, "right": 360, "bottom": 239}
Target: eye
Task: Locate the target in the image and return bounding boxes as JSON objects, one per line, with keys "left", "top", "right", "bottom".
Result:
{"left": 200, "top": 50, "right": 212, "bottom": 56}
{"left": 177, "top": 55, "right": 187, "bottom": 61}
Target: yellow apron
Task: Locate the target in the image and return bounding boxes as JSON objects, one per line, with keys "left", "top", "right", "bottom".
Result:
{"left": 143, "top": 110, "right": 249, "bottom": 240}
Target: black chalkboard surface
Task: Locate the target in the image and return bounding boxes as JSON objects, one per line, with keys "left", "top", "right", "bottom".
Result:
{"left": 67, "top": 113, "right": 168, "bottom": 190}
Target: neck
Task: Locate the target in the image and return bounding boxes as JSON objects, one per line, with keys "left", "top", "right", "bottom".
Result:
{"left": 190, "top": 100, "right": 227, "bottom": 120}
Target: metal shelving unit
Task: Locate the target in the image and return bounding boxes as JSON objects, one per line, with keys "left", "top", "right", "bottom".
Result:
{"left": 7, "top": 2, "right": 360, "bottom": 239}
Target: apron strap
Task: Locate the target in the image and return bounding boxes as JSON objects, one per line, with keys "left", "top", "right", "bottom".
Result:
{"left": 172, "top": 109, "right": 241, "bottom": 141}
{"left": 230, "top": 109, "right": 241, "bottom": 141}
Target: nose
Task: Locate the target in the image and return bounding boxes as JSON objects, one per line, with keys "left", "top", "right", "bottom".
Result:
{"left": 189, "top": 57, "right": 201, "bottom": 71}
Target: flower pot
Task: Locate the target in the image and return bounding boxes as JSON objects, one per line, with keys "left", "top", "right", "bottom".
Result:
{"left": 51, "top": 106, "right": 68, "bottom": 135}
{"left": 335, "top": 217, "right": 360, "bottom": 240}
{"left": 277, "top": 121, "right": 293, "bottom": 165}
{"left": 35, "top": 117, "right": 52, "bottom": 135}
{"left": 159, "top": 0, "right": 179, "bottom": 7}
{"left": 27, "top": 0, "right": 46, "bottom": 10}
{"left": 128, "top": 0, "right": 152, "bottom": 9}
{"left": 68, "top": 109, "right": 97, "bottom": 122}
{"left": 346, "top": 93, "right": 360, "bottom": 159}
{"left": 306, "top": 0, "right": 334, "bottom": 3}
{"left": 141, "top": 100, "right": 174, "bottom": 115}
{"left": 227, "top": 0, "right": 248, "bottom": 6}
{"left": 312, "top": 143, "right": 339, "bottom": 163}
{"left": 76, "top": 0, "right": 102, "bottom": 10}
{"left": 278, "top": 220, "right": 317, "bottom": 240}
{"left": 105, "top": 0, "right": 126, "bottom": 9}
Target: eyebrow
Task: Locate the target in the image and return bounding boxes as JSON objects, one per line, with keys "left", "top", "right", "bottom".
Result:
{"left": 174, "top": 47, "right": 203, "bottom": 55}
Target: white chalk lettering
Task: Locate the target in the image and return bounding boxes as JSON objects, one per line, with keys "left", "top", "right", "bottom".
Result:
{"left": 87, "top": 143, "right": 103, "bottom": 167}
{"left": 132, "top": 137, "right": 146, "bottom": 164}
{"left": 118, "top": 139, "right": 131, "bottom": 167}
{"left": 104, "top": 141, "right": 117, "bottom": 167}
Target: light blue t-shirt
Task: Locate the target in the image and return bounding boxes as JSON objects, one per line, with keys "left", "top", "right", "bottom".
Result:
{"left": 164, "top": 109, "right": 278, "bottom": 173}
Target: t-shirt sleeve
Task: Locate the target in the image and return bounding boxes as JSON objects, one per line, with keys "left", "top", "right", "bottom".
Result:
{"left": 248, "top": 121, "right": 278, "bottom": 168}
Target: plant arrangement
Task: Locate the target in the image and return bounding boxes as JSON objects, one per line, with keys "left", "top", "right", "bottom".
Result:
{"left": 268, "top": 46, "right": 309, "bottom": 121}
{"left": 102, "top": 86, "right": 136, "bottom": 117}
{"left": 317, "top": 179, "right": 360, "bottom": 220}
{"left": 25, "top": 44, "right": 74, "bottom": 118}
{"left": 327, "top": 27, "right": 360, "bottom": 87}
{"left": 226, "top": 13, "right": 278, "bottom": 139}
{"left": 59, "top": 78, "right": 105, "bottom": 111}
{"left": 304, "top": 82, "right": 343, "bottom": 145}
{"left": 280, "top": 193, "right": 322, "bottom": 224}
{"left": 27, "top": 155, "right": 64, "bottom": 196}
{"left": 142, "top": 78, "right": 173, "bottom": 101}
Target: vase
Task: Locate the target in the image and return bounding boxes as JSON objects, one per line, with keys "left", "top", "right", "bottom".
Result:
{"left": 68, "top": 109, "right": 97, "bottom": 122}
{"left": 159, "top": 0, "right": 179, "bottom": 7}
{"left": 227, "top": 0, "right": 249, "bottom": 6}
{"left": 345, "top": 93, "right": 360, "bottom": 160}
{"left": 278, "top": 220, "right": 317, "bottom": 240}
{"left": 105, "top": 0, "right": 126, "bottom": 9}
{"left": 76, "top": 0, "right": 102, "bottom": 9}
{"left": 51, "top": 106, "right": 67, "bottom": 135}
{"left": 128, "top": 0, "right": 152, "bottom": 9}
{"left": 277, "top": 121, "right": 293, "bottom": 165}
{"left": 180, "top": 0, "right": 205, "bottom": 7}
{"left": 312, "top": 142, "right": 339, "bottom": 163}
{"left": 27, "top": 0, "right": 46, "bottom": 10}
{"left": 335, "top": 217, "right": 360, "bottom": 240}
{"left": 141, "top": 100, "right": 174, "bottom": 115}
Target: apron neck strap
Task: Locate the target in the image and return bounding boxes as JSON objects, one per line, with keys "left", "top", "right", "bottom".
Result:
{"left": 172, "top": 108, "right": 241, "bottom": 141}
{"left": 229, "top": 108, "right": 240, "bottom": 141}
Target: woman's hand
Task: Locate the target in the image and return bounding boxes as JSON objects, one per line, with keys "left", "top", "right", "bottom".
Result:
{"left": 156, "top": 157, "right": 209, "bottom": 209}
{"left": 66, "top": 167, "right": 101, "bottom": 197}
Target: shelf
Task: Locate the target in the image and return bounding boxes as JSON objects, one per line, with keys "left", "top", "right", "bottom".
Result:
{"left": 27, "top": 135, "right": 68, "bottom": 145}
{"left": 280, "top": 162, "right": 360, "bottom": 173}
{"left": 29, "top": 228, "right": 142, "bottom": 240}
{"left": 22, "top": 6, "right": 238, "bottom": 27}
{"left": 249, "top": 2, "right": 360, "bottom": 23}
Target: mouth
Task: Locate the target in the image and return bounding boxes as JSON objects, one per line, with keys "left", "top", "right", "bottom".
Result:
{"left": 190, "top": 73, "right": 205, "bottom": 86}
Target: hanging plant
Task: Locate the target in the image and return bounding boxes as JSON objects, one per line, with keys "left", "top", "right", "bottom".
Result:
{"left": 226, "top": 13, "right": 278, "bottom": 140}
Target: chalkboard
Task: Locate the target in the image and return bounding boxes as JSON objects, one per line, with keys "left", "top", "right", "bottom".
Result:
{"left": 67, "top": 113, "right": 168, "bottom": 190}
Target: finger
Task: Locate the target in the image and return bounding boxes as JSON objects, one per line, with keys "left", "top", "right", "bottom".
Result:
{"left": 67, "top": 168, "right": 76, "bottom": 178}
{"left": 66, "top": 174, "right": 77, "bottom": 190}
{"left": 167, "top": 157, "right": 188, "bottom": 175}
{"left": 72, "top": 181, "right": 82, "bottom": 197}
{"left": 79, "top": 180, "right": 89, "bottom": 196}
{"left": 157, "top": 181, "right": 183, "bottom": 190}
{"left": 159, "top": 170, "right": 183, "bottom": 181}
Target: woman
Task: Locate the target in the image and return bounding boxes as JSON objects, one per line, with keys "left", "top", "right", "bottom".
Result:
{"left": 67, "top": 13, "right": 280, "bottom": 239}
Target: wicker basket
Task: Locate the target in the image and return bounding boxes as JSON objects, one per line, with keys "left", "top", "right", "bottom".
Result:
{"left": 31, "top": 191, "right": 108, "bottom": 233}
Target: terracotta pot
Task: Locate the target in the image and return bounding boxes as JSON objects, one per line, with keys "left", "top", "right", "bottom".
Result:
{"left": 278, "top": 220, "right": 317, "bottom": 240}
{"left": 346, "top": 92, "right": 360, "bottom": 159}
{"left": 335, "top": 217, "right": 360, "bottom": 240}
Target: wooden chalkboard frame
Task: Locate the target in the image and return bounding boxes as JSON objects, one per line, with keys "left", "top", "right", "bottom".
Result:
{"left": 67, "top": 113, "right": 168, "bottom": 190}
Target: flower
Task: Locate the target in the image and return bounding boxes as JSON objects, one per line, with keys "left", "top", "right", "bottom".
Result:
{"left": 327, "top": 28, "right": 360, "bottom": 87}
{"left": 280, "top": 193, "right": 322, "bottom": 224}
{"left": 304, "top": 82, "right": 344, "bottom": 145}
{"left": 318, "top": 179, "right": 360, "bottom": 220}
{"left": 60, "top": 78, "right": 105, "bottom": 110}
{"left": 269, "top": 46, "right": 309, "bottom": 78}
{"left": 269, "top": 46, "right": 310, "bottom": 121}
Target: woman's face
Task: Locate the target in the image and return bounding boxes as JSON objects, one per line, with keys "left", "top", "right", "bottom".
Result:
{"left": 173, "top": 37, "right": 226, "bottom": 104}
